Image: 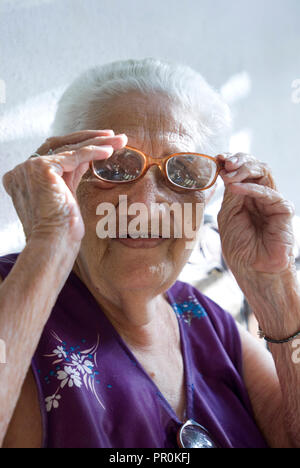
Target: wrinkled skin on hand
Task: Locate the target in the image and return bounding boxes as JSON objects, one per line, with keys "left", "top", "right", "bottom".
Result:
{"left": 216, "top": 152, "right": 295, "bottom": 278}
{"left": 2, "top": 130, "right": 127, "bottom": 242}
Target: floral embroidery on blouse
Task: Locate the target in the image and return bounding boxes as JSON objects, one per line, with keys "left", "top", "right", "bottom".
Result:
{"left": 172, "top": 296, "right": 207, "bottom": 325}
{"left": 43, "top": 330, "right": 105, "bottom": 412}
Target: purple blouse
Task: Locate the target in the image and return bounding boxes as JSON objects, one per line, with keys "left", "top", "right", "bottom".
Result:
{"left": 0, "top": 253, "right": 268, "bottom": 448}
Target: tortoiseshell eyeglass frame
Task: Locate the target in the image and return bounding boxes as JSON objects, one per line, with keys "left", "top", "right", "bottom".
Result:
{"left": 90, "top": 145, "right": 222, "bottom": 191}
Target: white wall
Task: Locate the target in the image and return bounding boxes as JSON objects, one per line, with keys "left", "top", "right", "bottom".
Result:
{"left": 0, "top": 0, "right": 300, "bottom": 253}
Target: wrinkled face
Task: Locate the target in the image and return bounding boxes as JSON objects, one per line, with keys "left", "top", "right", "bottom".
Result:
{"left": 75, "top": 92, "right": 206, "bottom": 297}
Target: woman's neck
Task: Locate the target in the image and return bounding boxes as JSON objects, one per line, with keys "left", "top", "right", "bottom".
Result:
{"left": 72, "top": 262, "right": 179, "bottom": 350}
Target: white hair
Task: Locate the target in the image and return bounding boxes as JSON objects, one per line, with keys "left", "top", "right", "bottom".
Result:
{"left": 51, "top": 58, "right": 231, "bottom": 154}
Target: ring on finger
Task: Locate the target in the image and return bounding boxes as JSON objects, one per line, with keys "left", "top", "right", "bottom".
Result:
{"left": 29, "top": 153, "right": 41, "bottom": 159}
{"left": 29, "top": 148, "right": 53, "bottom": 159}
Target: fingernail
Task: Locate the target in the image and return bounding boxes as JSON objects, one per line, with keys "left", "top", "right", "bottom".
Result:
{"left": 101, "top": 145, "right": 114, "bottom": 154}
{"left": 91, "top": 145, "right": 114, "bottom": 155}
{"left": 229, "top": 157, "right": 238, "bottom": 164}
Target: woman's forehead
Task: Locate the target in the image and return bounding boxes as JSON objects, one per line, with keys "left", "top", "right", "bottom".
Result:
{"left": 118, "top": 130, "right": 198, "bottom": 160}
{"left": 98, "top": 92, "right": 199, "bottom": 153}
{"left": 125, "top": 127, "right": 197, "bottom": 152}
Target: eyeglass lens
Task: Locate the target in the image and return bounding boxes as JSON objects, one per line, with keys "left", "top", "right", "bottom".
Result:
{"left": 93, "top": 148, "right": 144, "bottom": 182}
{"left": 92, "top": 148, "right": 217, "bottom": 190}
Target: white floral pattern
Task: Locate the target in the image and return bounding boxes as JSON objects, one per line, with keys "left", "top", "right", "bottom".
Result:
{"left": 57, "top": 366, "right": 82, "bottom": 388}
{"left": 45, "top": 393, "right": 61, "bottom": 412}
{"left": 70, "top": 353, "right": 94, "bottom": 375}
{"left": 43, "top": 330, "right": 104, "bottom": 412}
{"left": 52, "top": 345, "right": 67, "bottom": 359}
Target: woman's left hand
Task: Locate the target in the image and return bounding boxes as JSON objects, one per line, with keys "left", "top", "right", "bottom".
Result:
{"left": 216, "top": 152, "right": 295, "bottom": 279}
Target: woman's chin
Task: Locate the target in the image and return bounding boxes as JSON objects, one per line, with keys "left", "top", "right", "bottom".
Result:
{"left": 108, "top": 260, "right": 173, "bottom": 292}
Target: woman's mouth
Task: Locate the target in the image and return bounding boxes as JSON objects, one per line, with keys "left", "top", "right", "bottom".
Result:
{"left": 113, "top": 235, "right": 167, "bottom": 249}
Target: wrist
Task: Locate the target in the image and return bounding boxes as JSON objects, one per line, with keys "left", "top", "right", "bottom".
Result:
{"left": 233, "top": 258, "right": 298, "bottom": 297}
{"left": 0, "top": 231, "right": 80, "bottom": 326}
{"left": 27, "top": 212, "right": 85, "bottom": 246}
{"left": 25, "top": 232, "right": 81, "bottom": 280}
{"left": 28, "top": 229, "right": 81, "bottom": 252}
{"left": 241, "top": 267, "right": 300, "bottom": 340}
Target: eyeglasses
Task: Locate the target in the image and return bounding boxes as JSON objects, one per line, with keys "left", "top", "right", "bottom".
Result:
{"left": 177, "top": 419, "right": 219, "bottom": 448}
{"left": 90, "top": 146, "right": 221, "bottom": 191}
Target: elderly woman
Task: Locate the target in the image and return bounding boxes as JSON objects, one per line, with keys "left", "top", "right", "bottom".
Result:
{"left": 0, "top": 58, "right": 299, "bottom": 449}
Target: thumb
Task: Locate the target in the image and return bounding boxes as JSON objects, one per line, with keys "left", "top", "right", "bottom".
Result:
{"left": 220, "top": 183, "right": 245, "bottom": 217}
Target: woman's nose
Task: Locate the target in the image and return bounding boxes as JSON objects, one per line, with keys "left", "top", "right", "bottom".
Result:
{"left": 119, "top": 166, "right": 177, "bottom": 238}
{"left": 125, "top": 166, "right": 165, "bottom": 207}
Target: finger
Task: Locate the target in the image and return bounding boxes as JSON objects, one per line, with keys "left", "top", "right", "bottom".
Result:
{"left": 36, "top": 129, "right": 115, "bottom": 155}
{"left": 47, "top": 129, "right": 115, "bottom": 148}
{"left": 220, "top": 163, "right": 265, "bottom": 184}
{"left": 217, "top": 153, "right": 256, "bottom": 171}
{"left": 53, "top": 133, "right": 127, "bottom": 155}
{"left": 223, "top": 163, "right": 277, "bottom": 190}
{"left": 228, "top": 182, "right": 295, "bottom": 215}
{"left": 216, "top": 152, "right": 233, "bottom": 161}
{"left": 42, "top": 145, "right": 115, "bottom": 175}
{"left": 77, "top": 134, "right": 127, "bottom": 151}
{"left": 218, "top": 152, "right": 277, "bottom": 190}
{"left": 225, "top": 155, "right": 256, "bottom": 171}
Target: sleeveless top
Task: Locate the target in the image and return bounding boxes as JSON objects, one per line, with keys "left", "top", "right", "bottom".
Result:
{"left": 0, "top": 253, "right": 268, "bottom": 448}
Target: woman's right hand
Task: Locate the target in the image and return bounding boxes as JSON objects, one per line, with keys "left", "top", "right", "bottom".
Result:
{"left": 2, "top": 130, "right": 127, "bottom": 243}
